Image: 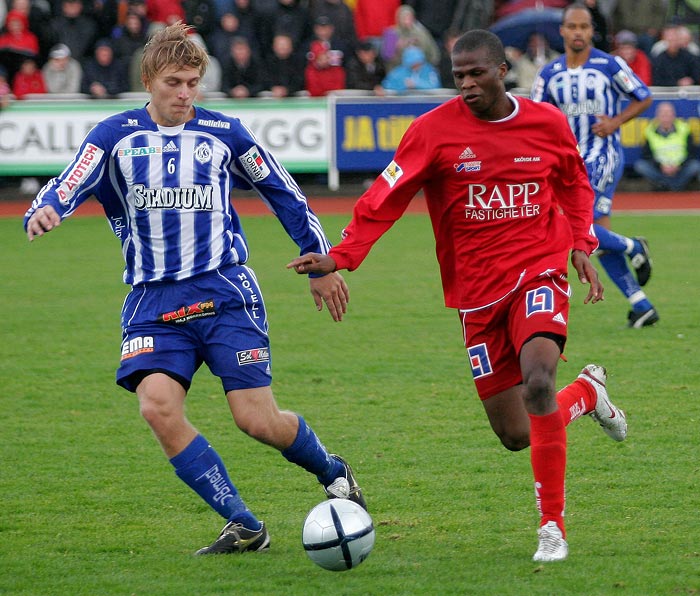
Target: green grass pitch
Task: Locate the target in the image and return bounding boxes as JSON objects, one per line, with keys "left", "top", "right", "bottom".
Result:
{"left": 1, "top": 210, "right": 698, "bottom": 595}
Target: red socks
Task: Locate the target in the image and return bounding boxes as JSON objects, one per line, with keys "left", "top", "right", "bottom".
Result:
{"left": 528, "top": 379, "right": 598, "bottom": 536}
{"left": 529, "top": 410, "right": 567, "bottom": 536}
{"left": 556, "top": 377, "right": 597, "bottom": 426}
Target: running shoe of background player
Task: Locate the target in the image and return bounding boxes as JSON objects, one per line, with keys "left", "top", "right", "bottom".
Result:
{"left": 628, "top": 307, "right": 659, "bottom": 328}
{"left": 630, "top": 236, "right": 652, "bottom": 286}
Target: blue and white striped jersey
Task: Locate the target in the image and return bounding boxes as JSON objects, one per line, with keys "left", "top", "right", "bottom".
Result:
{"left": 531, "top": 48, "right": 652, "bottom": 167}
{"left": 24, "top": 105, "right": 331, "bottom": 286}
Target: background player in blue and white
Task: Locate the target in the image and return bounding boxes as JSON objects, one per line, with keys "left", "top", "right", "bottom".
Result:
{"left": 531, "top": 3, "right": 659, "bottom": 328}
{"left": 24, "top": 22, "right": 366, "bottom": 554}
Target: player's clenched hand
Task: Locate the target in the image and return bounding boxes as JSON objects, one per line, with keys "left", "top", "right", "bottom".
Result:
{"left": 592, "top": 115, "right": 617, "bottom": 138}
{"left": 287, "top": 252, "right": 337, "bottom": 275}
{"left": 571, "top": 250, "right": 604, "bottom": 304}
{"left": 309, "top": 271, "right": 349, "bottom": 322}
{"left": 26, "top": 205, "right": 61, "bottom": 241}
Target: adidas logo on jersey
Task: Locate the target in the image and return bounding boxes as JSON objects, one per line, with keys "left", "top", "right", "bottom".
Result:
{"left": 459, "top": 147, "right": 476, "bottom": 160}
{"left": 163, "top": 141, "right": 179, "bottom": 153}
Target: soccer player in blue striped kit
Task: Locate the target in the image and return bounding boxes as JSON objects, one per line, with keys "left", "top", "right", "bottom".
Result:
{"left": 24, "top": 22, "right": 366, "bottom": 554}
{"left": 532, "top": 3, "right": 659, "bottom": 328}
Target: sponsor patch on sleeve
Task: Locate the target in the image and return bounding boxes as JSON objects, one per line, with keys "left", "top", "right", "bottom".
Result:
{"left": 239, "top": 146, "right": 271, "bottom": 182}
{"left": 57, "top": 143, "right": 104, "bottom": 204}
{"left": 381, "top": 160, "right": 403, "bottom": 188}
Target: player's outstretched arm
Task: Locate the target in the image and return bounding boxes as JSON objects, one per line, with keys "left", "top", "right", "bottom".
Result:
{"left": 571, "top": 249, "right": 604, "bottom": 304}
{"left": 287, "top": 253, "right": 337, "bottom": 275}
{"left": 26, "top": 205, "right": 61, "bottom": 241}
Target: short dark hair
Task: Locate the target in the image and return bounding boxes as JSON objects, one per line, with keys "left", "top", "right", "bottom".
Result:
{"left": 562, "top": 2, "right": 591, "bottom": 22}
{"left": 452, "top": 29, "right": 506, "bottom": 66}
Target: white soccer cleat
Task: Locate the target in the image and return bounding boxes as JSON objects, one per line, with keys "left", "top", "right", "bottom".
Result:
{"left": 325, "top": 476, "right": 350, "bottom": 499}
{"left": 533, "top": 521, "right": 568, "bottom": 562}
{"left": 324, "top": 454, "right": 367, "bottom": 510}
{"left": 579, "top": 364, "right": 627, "bottom": 442}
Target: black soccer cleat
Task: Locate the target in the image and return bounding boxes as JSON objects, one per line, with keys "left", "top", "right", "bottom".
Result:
{"left": 195, "top": 520, "right": 270, "bottom": 555}
{"left": 324, "top": 454, "right": 368, "bottom": 511}
{"left": 630, "top": 236, "right": 652, "bottom": 286}
{"left": 627, "top": 307, "right": 659, "bottom": 328}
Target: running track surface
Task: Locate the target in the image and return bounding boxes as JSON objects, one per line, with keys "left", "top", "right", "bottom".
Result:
{"left": 2, "top": 191, "right": 698, "bottom": 218}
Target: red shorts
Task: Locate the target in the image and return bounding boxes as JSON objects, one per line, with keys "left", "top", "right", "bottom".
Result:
{"left": 459, "top": 273, "right": 571, "bottom": 400}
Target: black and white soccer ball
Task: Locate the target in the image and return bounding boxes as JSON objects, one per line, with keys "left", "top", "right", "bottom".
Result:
{"left": 302, "top": 498, "right": 375, "bottom": 571}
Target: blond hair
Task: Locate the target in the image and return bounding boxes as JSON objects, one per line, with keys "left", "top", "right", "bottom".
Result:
{"left": 141, "top": 22, "right": 209, "bottom": 85}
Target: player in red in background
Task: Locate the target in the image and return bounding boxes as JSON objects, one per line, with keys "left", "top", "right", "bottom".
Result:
{"left": 289, "top": 29, "right": 628, "bottom": 562}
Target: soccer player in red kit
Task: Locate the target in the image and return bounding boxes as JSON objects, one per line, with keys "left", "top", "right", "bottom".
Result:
{"left": 289, "top": 29, "right": 628, "bottom": 562}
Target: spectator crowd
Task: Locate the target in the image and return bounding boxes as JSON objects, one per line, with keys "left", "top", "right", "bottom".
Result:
{"left": 2, "top": 0, "right": 700, "bottom": 193}
{"left": 1, "top": 0, "right": 700, "bottom": 102}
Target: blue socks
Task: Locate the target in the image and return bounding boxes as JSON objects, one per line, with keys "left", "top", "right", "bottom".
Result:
{"left": 594, "top": 224, "right": 632, "bottom": 254}
{"left": 170, "top": 434, "right": 260, "bottom": 529}
{"left": 597, "top": 252, "right": 653, "bottom": 313}
{"left": 594, "top": 224, "right": 653, "bottom": 313}
{"left": 282, "top": 415, "right": 344, "bottom": 486}
{"left": 170, "top": 420, "right": 342, "bottom": 528}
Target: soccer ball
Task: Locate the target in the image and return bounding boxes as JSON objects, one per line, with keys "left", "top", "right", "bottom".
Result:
{"left": 302, "top": 499, "right": 375, "bottom": 571}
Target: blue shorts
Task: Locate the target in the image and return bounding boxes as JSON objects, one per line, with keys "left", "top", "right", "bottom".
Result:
{"left": 116, "top": 264, "right": 272, "bottom": 393}
{"left": 586, "top": 152, "right": 624, "bottom": 220}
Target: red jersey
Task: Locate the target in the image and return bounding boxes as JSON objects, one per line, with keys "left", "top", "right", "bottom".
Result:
{"left": 625, "top": 50, "right": 652, "bottom": 86}
{"left": 12, "top": 70, "right": 46, "bottom": 99}
{"left": 354, "top": 0, "right": 400, "bottom": 40}
{"left": 304, "top": 63, "right": 346, "bottom": 97}
{"left": 330, "top": 95, "right": 597, "bottom": 310}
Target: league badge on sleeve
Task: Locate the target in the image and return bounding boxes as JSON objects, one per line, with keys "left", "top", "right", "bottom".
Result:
{"left": 381, "top": 160, "right": 403, "bottom": 188}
